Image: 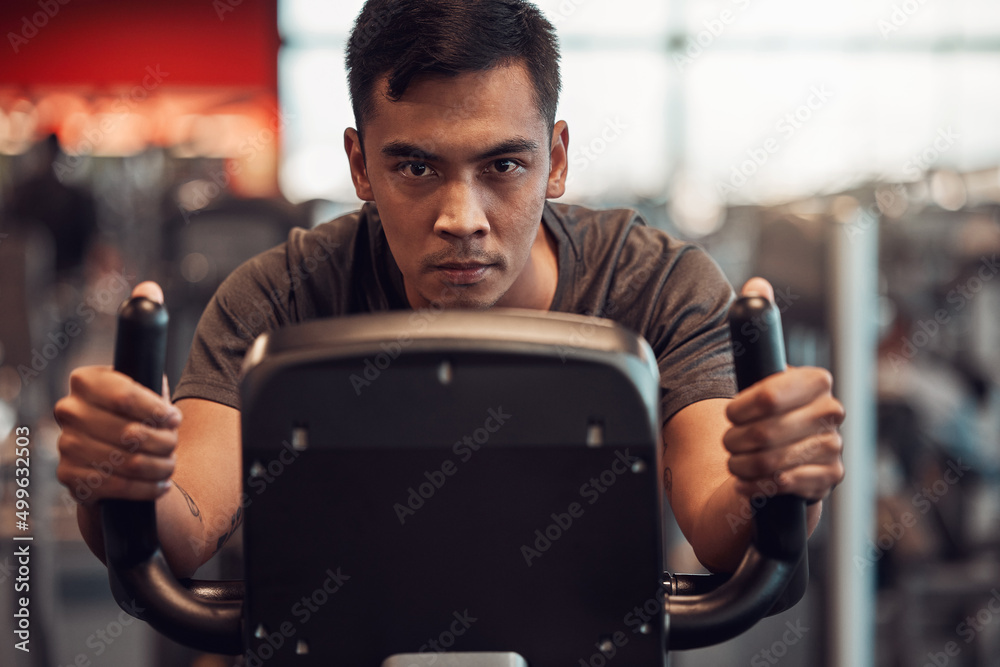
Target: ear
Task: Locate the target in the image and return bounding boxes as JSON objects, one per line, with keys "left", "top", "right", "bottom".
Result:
{"left": 546, "top": 120, "right": 569, "bottom": 199}
{"left": 344, "top": 127, "right": 374, "bottom": 201}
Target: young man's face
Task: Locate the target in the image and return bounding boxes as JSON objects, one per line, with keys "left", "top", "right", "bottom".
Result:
{"left": 344, "top": 62, "right": 569, "bottom": 310}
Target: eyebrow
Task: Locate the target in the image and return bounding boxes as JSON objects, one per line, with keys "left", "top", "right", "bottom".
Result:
{"left": 379, "top": 137, "right": 541, "bottom": 162}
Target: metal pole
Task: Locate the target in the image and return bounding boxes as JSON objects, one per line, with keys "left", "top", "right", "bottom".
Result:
{"left": 827, "top": 206, "right": 880, "bottom": 667}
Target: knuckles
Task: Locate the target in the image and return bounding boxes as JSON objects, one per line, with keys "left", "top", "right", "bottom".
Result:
{"left": 109, "top": 388, "right": 138, "bottom": 418}
{"left": 744, "top": 422, "right": 774, "bottom": 450}
{"left": 829, "top": 457, "right": 846, "bottom": 486}
{"left": 52, "top": 396, "right": 75, "bottom": 427}
{"left": 68, "top": 365, "right": 107, "bottom": 394}
{"left": 116, "top": 452, "right": 144, "bottom": 477}
{"left": 808, "top": 366, "right": 834, "bottom": 393}
{"left": 751, "top": 385, "right": 782, "bottom": 417}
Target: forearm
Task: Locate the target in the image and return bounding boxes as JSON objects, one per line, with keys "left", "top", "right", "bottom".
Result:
{"left": 689, "top": 476, "right": 823, "bottom": 574}
{"left": 76, "top": 485, "right": 211, "bottom": 578}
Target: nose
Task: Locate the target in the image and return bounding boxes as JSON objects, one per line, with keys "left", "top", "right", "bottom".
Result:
{"left": 432, "top": 181, "right": 490, "bottom": 240}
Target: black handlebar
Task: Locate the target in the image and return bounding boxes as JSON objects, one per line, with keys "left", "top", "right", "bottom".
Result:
{"left": 102, "top": 294, "right": 808, "bottom": 657}
{"left": 103, "top": 297, "right": 243, "bottom": 654}
{"left": 664, "top": 294, "right": 808, "bottom": 649}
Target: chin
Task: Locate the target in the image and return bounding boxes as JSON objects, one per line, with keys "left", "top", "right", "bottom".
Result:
{"left": 423, "top": 282, "right": 503, "bottom": 311}
{"left": 439, "top": 293, "right": 500, "bottom": 311}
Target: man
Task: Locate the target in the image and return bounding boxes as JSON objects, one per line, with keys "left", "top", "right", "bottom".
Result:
{"left": 55, "top": 0, "right": 844, "bottom": 578}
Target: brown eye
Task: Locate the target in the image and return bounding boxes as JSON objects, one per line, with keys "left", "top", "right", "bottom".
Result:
{"left": 491, "top": 159, "right": 522, "bottom": 175}
{"left": 496, "top": 159, "right": 516, "bottom": 172}
{"left": 405, "top": 162, "right": 428, "bottom": 177}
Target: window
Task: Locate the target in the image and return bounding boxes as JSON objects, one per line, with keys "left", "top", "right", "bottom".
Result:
{"left": 278, "top": 0, "right": 1000, "bottom": 218}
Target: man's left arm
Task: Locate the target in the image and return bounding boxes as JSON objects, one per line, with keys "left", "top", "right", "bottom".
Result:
{"left": 661, "top": 278, "right": 845, "bottom": 573}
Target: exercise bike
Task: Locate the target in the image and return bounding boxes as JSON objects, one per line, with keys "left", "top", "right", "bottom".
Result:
{"left": 103, "top": 295, "right": 807, "bottom": 665}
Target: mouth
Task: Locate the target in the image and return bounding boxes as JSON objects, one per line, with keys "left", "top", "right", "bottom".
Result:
{"left": 434, "top": 262, "right": 495, "bottom": 285}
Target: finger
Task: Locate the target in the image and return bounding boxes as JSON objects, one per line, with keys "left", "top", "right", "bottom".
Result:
{"left": 735, "top": 463, "right": 844, "bottom": 502}
{"left": 132, "top": 281, "right": 164, "bottom": 304}
{"left": 727, "top": 430, "right": 843, "bottom": 480}
{"left": 58, "top": 460, "right": 173, "bottom": 504}
{"left": 740, "top": 277, "right": 775, "bottom": 301}
{"left": 723, "top": 394, "right": 844, "bottom": 455}
{"left": 55, "top": 395, "right": 179, "bottom": 457}
{"left": 726, "top": 366, "right": 839, "bottom": 424}
{"left": 66, "top": 366, "right": 181, "bottom": 428}
{"left": 58, "top": 429, "right": 177, "bottom": 482}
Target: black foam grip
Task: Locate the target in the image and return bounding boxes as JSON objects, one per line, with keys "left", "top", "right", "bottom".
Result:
{"left": 103, "top": 296, "right": 243, "bottom": 654}
{"left": 113, "top": 297, "right": 168, "bottom": 393}
{"left": 728, "top": 294, "right": 807, "bottom": 601}
{"left": 105, "top": 297, "right": 168, "bottom": 570}
{"left": 665, "top": 295, "right": 809, "bottom": 648}
{"left": 728, "top": 295, "right": 787, "bottom": 390}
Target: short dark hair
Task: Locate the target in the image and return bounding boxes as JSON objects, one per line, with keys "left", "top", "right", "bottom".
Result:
{"left": 345, "top": 0, "right": 561, "bottom": 146}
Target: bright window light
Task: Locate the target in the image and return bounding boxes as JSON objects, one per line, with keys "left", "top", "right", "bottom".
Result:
{"left": 277, "top": 0, "right": 1000, "bottom": 207}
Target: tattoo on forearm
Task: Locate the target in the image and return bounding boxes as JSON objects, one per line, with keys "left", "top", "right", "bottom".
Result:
{"left": 663, "top": 467, "right": 673, "bottom": 500}
{"left": 174, "top": 482, "right": 202, "bottom": 523}
{"left": 215, "top": 506, "right": 244, "bottom": 553}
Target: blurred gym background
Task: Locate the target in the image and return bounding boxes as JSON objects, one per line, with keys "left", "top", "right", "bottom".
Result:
{"left": 0, "top": 0, "right": 999, "bottom": 665}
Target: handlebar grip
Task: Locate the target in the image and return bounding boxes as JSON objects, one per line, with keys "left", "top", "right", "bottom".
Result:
{"left": 665, "top": 293, "right": 809, "bottom": 650}
{"left": 727, "top": 295, "right": 805, "bottom": 560}
{"left": 104, "top": 297, "right": 168, "bottom": 571}
{"left": 113, "top": 297, "right": 168, "bottom": 393}
{"left": 728, "top": 294, "right": 807, "bottom": 596}
{"left": 103, "top": 296, "right": 243, "bottom": 654}
{"left": 728, "top": 295, "right": 786, "bottom": 388}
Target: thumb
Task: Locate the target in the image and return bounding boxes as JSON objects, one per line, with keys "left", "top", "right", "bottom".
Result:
{"left": 740, "top": 276, "right": 775, "bottom": 302}
{"left": 128, "top": 281, "right": 170, "bottom": 401}
{"left": 131, "top": 280, "right": 164, "bottom": 304}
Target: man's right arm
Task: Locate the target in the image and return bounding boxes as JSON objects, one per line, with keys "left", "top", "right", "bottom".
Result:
{"left": 150, "top": 397, "right": 242, "bottom": 577}
{"left": 55, "top": 283, "right": 243, "bottom": 579}
{"left": 60, "top": 384, "right": 242, "bottom": 578}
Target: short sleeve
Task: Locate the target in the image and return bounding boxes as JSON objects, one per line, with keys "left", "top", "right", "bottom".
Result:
{"left": 172, "top": 245, "right": 294, "bottom": 410}
{"left": 648, "top": 246, "right": 737, "bottom": 424}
